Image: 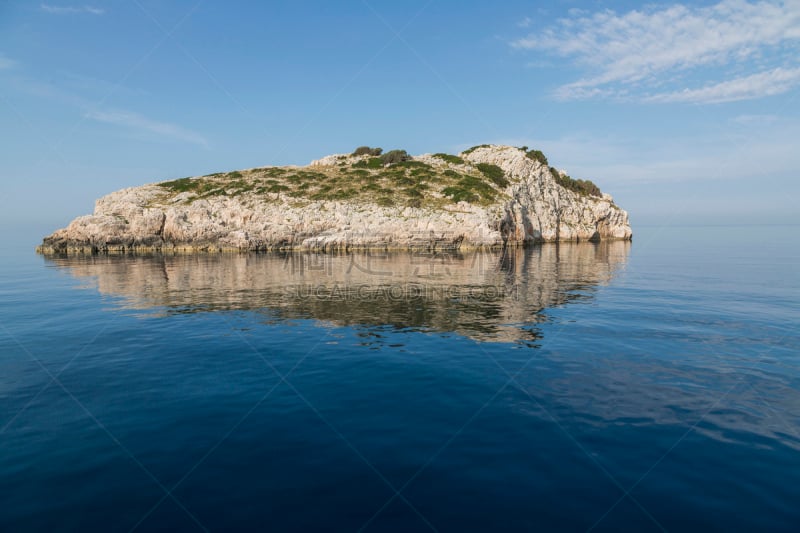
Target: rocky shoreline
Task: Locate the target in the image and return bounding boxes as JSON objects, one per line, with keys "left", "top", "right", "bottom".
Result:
{"left": 37, "top": 144, "right": 632, "bottom": 254}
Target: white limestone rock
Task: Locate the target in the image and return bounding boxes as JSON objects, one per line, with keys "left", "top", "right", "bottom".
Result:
{"left": 38, "top": 145, "right": 632, "bottom": 254}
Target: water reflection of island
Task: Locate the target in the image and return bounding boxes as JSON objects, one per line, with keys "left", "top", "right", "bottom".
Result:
{"left": 44, "top": 242, "right": 630, "bottom": 343}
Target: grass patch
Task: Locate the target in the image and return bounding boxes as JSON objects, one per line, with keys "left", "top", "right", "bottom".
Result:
{"left": 550, "top": 167, "right": 601, "bottom": 197}
{"left": 475, "top": 163, "right": 509, "bottom": 188}
{"left": 261, "top": 167, "right": 287, "bottom": 177}
{"left": 441, "top": 172, "right": 497, "bottom": 204}
{"left": 353, "top": 157, "right": 384, "bottom": 169}
{"left": 394, "top": 160, "right": 431, "bottom": 169}
{"left": 461, "top": 144, "right": 490, "bottom": 155}
{"left": 154, "top": 146, "right": 557, "bottom": 208}
{"left": 348, "top": 169, "right": 370, "bottom": 178}
{"left": 457, "top": 174, "right": 495, "bottom": 199}
{"left": 352, "top": 146, "right": 383, "bottom": 156}
{"left": 159, "top": 177, "right": 203, "bottom": 193}
{"left": 403, "top": 187, "right": 423, "bottom": 198}
{"left": 525, "top": 149, "right": 548, "bottom": 166}
{"left": 432, "top": 153, "right": 465, "bottom": 165}
{"left": 410, "top": 168, "right": 435, "bottom": 179}
{"left": 442, "top": 187, "right": 479, "bottom": 203}
{"left": 381, "top": 149, "right": 411, "bottom": 165}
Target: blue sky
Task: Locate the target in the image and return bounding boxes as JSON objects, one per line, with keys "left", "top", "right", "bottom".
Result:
{"left": 1, "top": 0, "right": 799, "bottom": 233}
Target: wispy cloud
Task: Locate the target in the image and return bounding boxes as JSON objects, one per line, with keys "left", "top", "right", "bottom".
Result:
{"left": 40, "top": 4, "right": 105, "bottom": 15}
{"left": 86, "top": 109, "right": 209, "bottom": 147}
{"left": 645, "top": 67, "right": 800, "bottom": 104}
{"left": 512, "top": 0, "right": 800, "bottom": 103}
{"left": 0, "top": 54, "right": 15, "bottom": 70}
{"left": 731, "top": 113, "right": 779, "bottom": 125}
{"left": 487, "top": 125, "right": 800, "bottom": 187}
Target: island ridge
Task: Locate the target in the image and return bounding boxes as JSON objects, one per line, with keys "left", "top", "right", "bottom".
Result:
{"left": 38, "top": 144, "right": 632, "bottom": 254}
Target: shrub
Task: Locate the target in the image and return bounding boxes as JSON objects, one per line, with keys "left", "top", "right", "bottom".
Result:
{"left": 461, "top": 144, "right": 490, "bottom": 155}
{"left": 442, "top": 186, "right": 479, "bottom": 203}
{"left": 262, "top": 167, "right": 286, "bottom": 176}
{"left": 441, "top": 173, "right": 497, "bottom": 204}
{"left": 394, "top": 160, "right": 431, "bottom": 170}
{"left": 159, "top": 177, "right": 198, "bottom": 192}
{"left": 381, "top": 149, "right": 411, "bottom": 165}
{"left": 352, "top": 146, "right": 383, "bottom": 156}
{"left": 328, "top": 188, "right": 357, "bottom": 200}
{"left": 159, "top": 177, "right": 222, "bottom": 196}
{"left": 525, "top": 149, "right": 548, "bottom": 165}
{"left": 410, "top": 168, "right": 435, "bottom": 180}
{"left": 475, "top": 163, "right": 509, "bottom": 188}
{"left": 353, "top": 157, "right": 384, "bottom": 169}
{"left": 457, "top": 174, "right": 495, "bottom": 199}
{"left": 550, "top": 167, "right": 602, "bottom": 197}
{"left": 575, "top": 178, "right": 601, "bottom": 197}
{"left": 403, "top": 187, "right": 423, "bottom": 198}
{"left": 432, "top": 153, "right": 465, "bottom": 165}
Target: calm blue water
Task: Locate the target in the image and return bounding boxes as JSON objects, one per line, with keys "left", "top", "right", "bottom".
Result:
{"left": 1, "top": 225, "right": 799, "bottom": 532}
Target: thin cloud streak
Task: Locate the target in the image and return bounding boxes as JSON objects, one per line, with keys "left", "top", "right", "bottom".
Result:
{"left": 513, "top": 0, "right": 800, "bottom": 102}
{"left": 645, "top": 67, "right": 800, "bottom": 104}
{"left": 40, "top": 4, "right": 105, "bottom": 15}
{"left": 86, "top": 109, "right": 209, "bottom": 147}
{"left": 0, "top": 54, "right": 15, "bottom": 70}
{"left": 487, "top": 121, "right": 800, "bottom": 186}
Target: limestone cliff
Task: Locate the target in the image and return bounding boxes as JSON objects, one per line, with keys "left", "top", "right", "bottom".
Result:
{"left": 37, "top": 144, "right": 632, "bottom": 254}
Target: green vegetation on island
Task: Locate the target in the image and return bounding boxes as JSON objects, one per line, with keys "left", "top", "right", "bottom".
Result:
{"left": 461, "top": 144, "right": 491, "bottom": 155}
{"left": 432, "top": 153, "right": 465, "bottom": 165}
{"left": 157, "top": 145, "right": 603, "bottom": 207}
{"left": 550, "top": 168, "right": 602, "bottom": 197}
{"left": 351, "top": 146, "right": 383, "bottom": 156}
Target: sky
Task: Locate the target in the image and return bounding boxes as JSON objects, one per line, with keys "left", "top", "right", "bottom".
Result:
{"left": 1, "top": 0, "right": 799, "bottom": 235}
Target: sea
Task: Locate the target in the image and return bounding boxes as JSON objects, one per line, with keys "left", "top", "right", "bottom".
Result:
{"left": 1, "top": 224, "right": 798, "bottom": 532}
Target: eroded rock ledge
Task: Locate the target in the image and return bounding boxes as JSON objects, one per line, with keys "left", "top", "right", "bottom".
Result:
{"left": 38, "top": 144, "right": 632, "bottom": 254}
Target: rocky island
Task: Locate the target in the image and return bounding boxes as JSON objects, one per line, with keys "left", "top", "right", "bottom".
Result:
{"left": 37, "top": 144, "right": 631, "bottom": 254}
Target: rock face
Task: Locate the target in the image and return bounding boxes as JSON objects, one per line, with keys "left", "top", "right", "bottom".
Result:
{"left": 38, "top": 145, "right": 632, "bottom": 254}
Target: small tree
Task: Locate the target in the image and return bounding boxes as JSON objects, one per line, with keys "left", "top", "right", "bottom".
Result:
{"left": 476, "top": 163, "right": 509, "bottom": 188}
{"left": 432, "top": 153, "right": 465, "bottom": 165}
{"left": 461, "top": 144, "right": 490, "bottom": 155}
{"left": 352, "top": 146, "right": 383, "bottom": 156}
{"left": 525, "top": 149, "right": 548, "bottom": 166}
{"left": 381, "top": 149, "right": 411, "bottom": 165}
